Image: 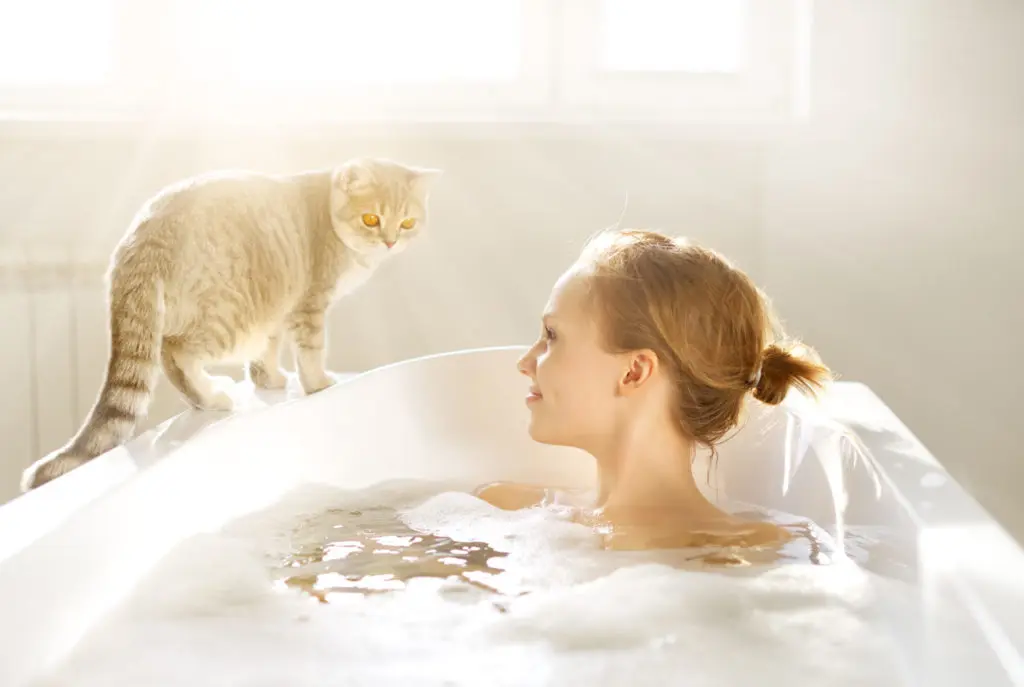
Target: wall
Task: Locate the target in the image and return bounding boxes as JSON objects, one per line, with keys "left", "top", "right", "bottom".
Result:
{"left": 762, "top": 0, "right": 1024, "bottom": 535}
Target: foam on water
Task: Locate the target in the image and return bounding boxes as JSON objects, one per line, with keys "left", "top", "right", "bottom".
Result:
{"left": 35, "top": 480, "right": 922, "bottom": 687}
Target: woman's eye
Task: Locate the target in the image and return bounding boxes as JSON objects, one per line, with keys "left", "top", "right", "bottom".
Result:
{"left": 544, "top": 327, "right": 555, "bottom": 341}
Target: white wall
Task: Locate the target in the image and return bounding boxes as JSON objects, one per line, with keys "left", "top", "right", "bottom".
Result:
{"left": 0, "top": 1, "right": 1021, "bottom": 541}
{"left": 762, "top": 0, "right": 1024, "bottom": 537}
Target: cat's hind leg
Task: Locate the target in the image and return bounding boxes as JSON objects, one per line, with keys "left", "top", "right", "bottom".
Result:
{"left": 161, "top": 341, "right": 234, "bottom": 411}
{"left": 248, "top": 330, "right": 288, "bottom": 390}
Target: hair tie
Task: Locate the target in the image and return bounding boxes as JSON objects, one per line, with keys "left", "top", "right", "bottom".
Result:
{"left": 747, "top": 367, "right": 762, "bottom": 389}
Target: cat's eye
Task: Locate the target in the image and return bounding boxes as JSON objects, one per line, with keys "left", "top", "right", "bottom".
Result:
{"left": 361, "top": 213, "right": 380, "bottom": 227}
{"left": 400, "top": 218, "right": 417, "bottom": 230}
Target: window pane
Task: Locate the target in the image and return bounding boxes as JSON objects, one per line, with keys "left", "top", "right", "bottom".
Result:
{"left": 176, "top": 0, "right": 523, "bottom": 85}
{"left": 0, "top": 0, "right": 114, "bottom": 85}
{"left": 601, "top": 0, "right": 747, "bottom": 73}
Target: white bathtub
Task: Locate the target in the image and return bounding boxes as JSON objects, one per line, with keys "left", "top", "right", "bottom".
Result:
{"left": 0, "top": 346, "right": 1022, "bottom": 686}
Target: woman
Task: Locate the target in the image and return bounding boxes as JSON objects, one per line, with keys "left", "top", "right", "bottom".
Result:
{"left": 477, "top": 229, "right": 832, "bottom": 551}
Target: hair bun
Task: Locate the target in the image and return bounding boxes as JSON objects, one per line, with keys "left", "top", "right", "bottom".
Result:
{"left": 752, "top": 342, "right": 831, "bottom": 405}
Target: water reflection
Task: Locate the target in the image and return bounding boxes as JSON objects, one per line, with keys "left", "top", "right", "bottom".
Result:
{"left": 275, "top": 506, "right": 509, "bottom": 601}
{"left": 273, "top": 500, "right": 911, "bottom": 605}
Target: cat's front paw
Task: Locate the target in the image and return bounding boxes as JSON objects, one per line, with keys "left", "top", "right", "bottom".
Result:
{"left": 301, "top": 374, "right": 336, "bottom": 395}
{"left": 200, "top": 390, "right": 235, "bottom": 412}
{"left": 248, "top": 361, "right": 288, "bottom": 390}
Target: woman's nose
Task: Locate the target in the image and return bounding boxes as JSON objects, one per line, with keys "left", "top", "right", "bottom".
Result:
{"left": 517, "top": 349, "right": 535, "bottom": 377}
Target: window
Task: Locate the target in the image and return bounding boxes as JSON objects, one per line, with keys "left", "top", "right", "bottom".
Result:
{"left": 174, "top": 0, "right": 524, "bottom": 86}
{"left": 0, "top": 0, "right": 114, "bottom": 86}
{"left": 600, "top": 0, "right": 748, "bottom": 74}
{"left": 157, "top": 0, "right": 550, "bottom": 121}
{"left": 558, "top": 0, "right": 806, "bottom": 122}
{"left": 0, "top": 0, "right": 807, "bottom": 124}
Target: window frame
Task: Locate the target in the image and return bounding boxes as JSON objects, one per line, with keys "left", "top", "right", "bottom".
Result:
{"left": 553, "top": 0, "right": 808, "bottom": 123}
{"left": 153, "top": 0, "right": 558, "bottom": 124}
{"left": 0, "top": 0, "right": 810, "bottom": 126}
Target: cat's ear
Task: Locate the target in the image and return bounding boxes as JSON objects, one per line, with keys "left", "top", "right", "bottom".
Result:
{"left": 408, "top": 167, "right": 443, "bottom": 197}
{"left": 332, "top": 161, "right": 376, "bottom": 197}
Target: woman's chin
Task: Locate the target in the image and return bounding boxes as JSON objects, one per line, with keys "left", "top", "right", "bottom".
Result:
{"left": 526, "top": 418, "right": 550, "bottom": 444}
{"left": 526, "top": 421, "right": 542, "bottom": 442}
{"left": 526, "top": 419, "right": 567, "bottom": 447}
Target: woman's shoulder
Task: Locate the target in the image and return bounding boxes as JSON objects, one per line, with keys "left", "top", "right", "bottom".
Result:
{"left": 599, "top": 516, "right": 790, "bottom": 552}
{"left": 473, "top": 481, "right": 550, "bottom": 510}
{"left": 473, "top": 482, "right": 593, "bottom": 511}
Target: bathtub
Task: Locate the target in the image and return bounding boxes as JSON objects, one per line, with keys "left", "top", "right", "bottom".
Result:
{"left": 0, "top": 345, "right": 1021, "bottom": 686}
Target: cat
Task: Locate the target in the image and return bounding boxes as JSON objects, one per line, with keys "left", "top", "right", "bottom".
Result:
{"left": 21, "top": 157, "right": 441, "bottom": 491}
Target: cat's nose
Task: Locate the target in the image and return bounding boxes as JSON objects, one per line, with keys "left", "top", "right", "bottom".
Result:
{"left": 384, "top": 240, "right": 396, "bottom": 249}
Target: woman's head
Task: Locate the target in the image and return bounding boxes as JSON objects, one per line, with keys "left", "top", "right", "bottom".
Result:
{"left": 517, "top": 229, "right": 831, "bottom": 454}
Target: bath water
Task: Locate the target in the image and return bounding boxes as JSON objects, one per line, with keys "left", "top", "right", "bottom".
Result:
{"left": 35, "top": 479, "right": 921, "bottom": 687}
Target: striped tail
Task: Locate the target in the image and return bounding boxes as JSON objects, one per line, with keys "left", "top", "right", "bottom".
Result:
{"left": 21, "top": 270, "right": 164, "bottom": 491}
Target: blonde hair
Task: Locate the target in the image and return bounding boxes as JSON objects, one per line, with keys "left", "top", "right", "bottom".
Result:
{"left": 577, "top": 229, "right": 832, "bottom": 449}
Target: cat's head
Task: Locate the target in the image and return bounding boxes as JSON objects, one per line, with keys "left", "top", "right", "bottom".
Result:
{"left": 329, "top": 158, "right": 442, "bottom": 256}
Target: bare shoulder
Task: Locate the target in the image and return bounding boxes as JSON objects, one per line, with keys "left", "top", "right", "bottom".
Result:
{"left": 473, "top": 481, "right": 550, "bottom": 511}
{"left": 599, "top": 512, "right": 792, "bottom": 552}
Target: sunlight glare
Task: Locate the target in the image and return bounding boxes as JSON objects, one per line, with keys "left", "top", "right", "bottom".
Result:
{"left": 601, "top": 0, "right": 748, "bottom": 73}
{"left": 177, "top": 0, "right": 523, "bottom": 86}
{"left": 0, "top": 0, "right": 113, "bottom": 85}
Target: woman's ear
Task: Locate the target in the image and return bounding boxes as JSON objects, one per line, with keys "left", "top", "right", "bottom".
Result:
{"left": 618, "top": 350, "right": 658, "bottom": 395}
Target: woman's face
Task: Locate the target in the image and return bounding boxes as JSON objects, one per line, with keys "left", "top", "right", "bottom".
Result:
{"left": 517, "top": 270, "right": 627, "bottom": 451}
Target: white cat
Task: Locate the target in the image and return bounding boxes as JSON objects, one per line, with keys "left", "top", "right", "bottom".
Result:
{"left": 22, "top": 157, "right": 441, "bottom": 490}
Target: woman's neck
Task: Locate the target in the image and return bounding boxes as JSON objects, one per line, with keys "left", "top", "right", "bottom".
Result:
{"left": 591, "top": 420, "right": 717, "bottom": 520}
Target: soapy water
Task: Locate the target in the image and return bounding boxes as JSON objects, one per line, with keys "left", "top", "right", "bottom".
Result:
{"left": 36, "top": 480, "right": 924, "bottom": 687}
{"left": 271, "top": 486, "right": 904, "bottom": 601}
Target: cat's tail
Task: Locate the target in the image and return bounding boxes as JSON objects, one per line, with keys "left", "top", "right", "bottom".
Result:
{"left": 21, "top": 257, "right": 165, "bottom": 491}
